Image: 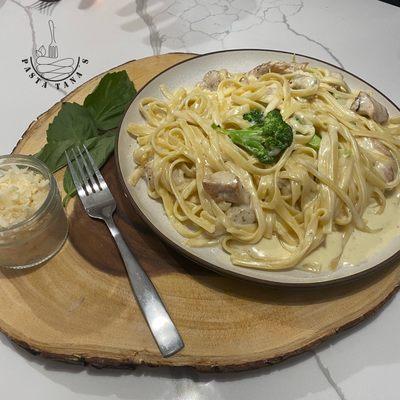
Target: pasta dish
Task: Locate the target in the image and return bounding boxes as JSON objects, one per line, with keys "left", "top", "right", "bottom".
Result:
{"left": 127, "top": 60, "right": 400, "bottom": 271}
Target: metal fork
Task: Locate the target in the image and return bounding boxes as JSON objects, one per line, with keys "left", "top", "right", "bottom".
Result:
{"left": 65, "top": 145, "right": 184, "bottom": 357}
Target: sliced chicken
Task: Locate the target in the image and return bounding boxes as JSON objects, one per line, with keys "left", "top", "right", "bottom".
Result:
{"left": 201, "top": 69, "right": 230, "bottom": 91}
{"left": 248, "top": 61, "right": 308, "bottom": 78}
{"left": 226, "top": 205, "right": 256, "bottom": 225}
{"left": 351, "top": 91, "right": 389, "bottom": 124}
{"left": 289, "top": 74, "right": 319, "bottom": 90}
{"left": 357, "top": 137, "right": 396, "bottom": 183}
{"left": 203, "top": 171, "right": 248, "bottom": 204}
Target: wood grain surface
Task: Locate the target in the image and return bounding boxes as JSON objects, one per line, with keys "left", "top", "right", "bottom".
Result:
{"left": 1, "top": 53, "right": 400, "bottom": 371}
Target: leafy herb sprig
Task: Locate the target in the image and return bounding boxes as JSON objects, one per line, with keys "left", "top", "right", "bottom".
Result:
{"left": 36, "top": 71, "right": 136, "bottom": 205}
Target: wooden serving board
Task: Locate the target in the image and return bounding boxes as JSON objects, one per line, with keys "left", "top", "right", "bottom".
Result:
{"left": 2, "top": 53, "right": 400, "bottom": 372}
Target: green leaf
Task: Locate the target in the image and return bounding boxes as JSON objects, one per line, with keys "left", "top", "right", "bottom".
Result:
{"left": 63, "top": 131, "right": 116, "bottom": 203}
{"left": 83, "top": 71, "right": 136, "bottom": 131}
{"left": 35, "top": 103, "right": 98, "bottom": 172}
{"left": 34, "top": 70, "right": 135, "bottom": 206}
{"left": 47, "top": 103, "right": 98, "bottom": 143}
{"left": 36, "top": 139, "right": 75, "bottom": 173}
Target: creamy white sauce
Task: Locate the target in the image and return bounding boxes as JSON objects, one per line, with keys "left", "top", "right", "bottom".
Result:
{"left": 233, "top": 193, "right": 400, "bottom": 272}
{"left": 337, "top": 194, "right": 400, "bottom": 270}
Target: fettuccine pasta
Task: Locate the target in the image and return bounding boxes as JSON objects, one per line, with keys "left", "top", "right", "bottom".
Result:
{"left": 127, "top": 60, "right": 400, "bottom": 271}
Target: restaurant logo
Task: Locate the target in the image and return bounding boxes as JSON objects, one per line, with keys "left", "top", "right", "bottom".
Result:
{"left": 21, "top": 20, "right": 88, "bottom": 90}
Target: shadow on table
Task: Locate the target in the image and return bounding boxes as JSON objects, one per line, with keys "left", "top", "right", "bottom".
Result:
{"left": 1, "top": 292, "right": 399, "bottom": 400}
{"left": 115, "top": 0, "right": 254, "bottom": 53}
{"left": 78, "top": 0, "right": 97, "bottom": 10}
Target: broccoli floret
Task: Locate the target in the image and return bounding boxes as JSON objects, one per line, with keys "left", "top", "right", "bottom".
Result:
{"left": 214, "top": 109, "right": 293, "bottom": 164}
{"left": 243, "top": 109, "right": 265, "bottom": 125}
{"left": 262, "top": 109, "right": 293, "bottom": 148}
{"left": 223, "top": 127, "right": 273, "bottom": 163}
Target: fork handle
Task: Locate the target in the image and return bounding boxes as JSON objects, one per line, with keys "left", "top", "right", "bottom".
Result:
{"left": 104, "top": 216, "right": 184, "bottom": 357}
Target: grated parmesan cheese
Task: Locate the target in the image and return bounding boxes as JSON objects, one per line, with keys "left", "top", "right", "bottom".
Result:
{"left": 0, "top": 165, "right": 49, "bottom": 229}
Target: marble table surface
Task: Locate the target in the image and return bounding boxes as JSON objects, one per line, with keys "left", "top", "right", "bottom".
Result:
{"left": 1, "top": 0, "right": 400, "bottom": 399}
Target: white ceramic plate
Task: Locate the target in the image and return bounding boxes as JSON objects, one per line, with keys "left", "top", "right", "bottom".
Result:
{"left": 117, "top": 49, "right": 400, "bottom": 286}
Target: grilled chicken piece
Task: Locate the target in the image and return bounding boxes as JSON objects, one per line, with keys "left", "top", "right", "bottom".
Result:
{"left": 226, "top": 205, "right": 256, "bottom": 225}
{"left": 248, "top": 61, "right": 307, "bottom": 78}
{"left": 201, "top": 69, "right": 230, "bottom": 91}
{"left": 351, "top": 91, "right": 389, "bottom": 124}
{"left": 357, "top": 137, "right": 396, "bottom": 183}
{"left": 289, "top": 74, "right": 318, "bottom": 90}
{"left": 203, "top": 171, "right": 248, "bottom": 204}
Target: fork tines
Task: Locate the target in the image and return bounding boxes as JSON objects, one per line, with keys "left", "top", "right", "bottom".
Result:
{"left": 65, "top": 145, "right": 107, "bottom": 197}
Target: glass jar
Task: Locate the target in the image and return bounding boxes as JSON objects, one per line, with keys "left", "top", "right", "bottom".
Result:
{"left": 0, "top": 155, "right": 68, "bottom": 269}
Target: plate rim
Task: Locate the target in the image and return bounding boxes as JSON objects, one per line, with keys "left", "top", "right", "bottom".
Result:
{"left": 115, "top": 48, "right": 400, "bottom": 287}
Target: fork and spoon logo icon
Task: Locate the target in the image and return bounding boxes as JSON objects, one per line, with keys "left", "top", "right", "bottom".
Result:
{"left": 22, "top": 20, "right": 88, "bottom": 90}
